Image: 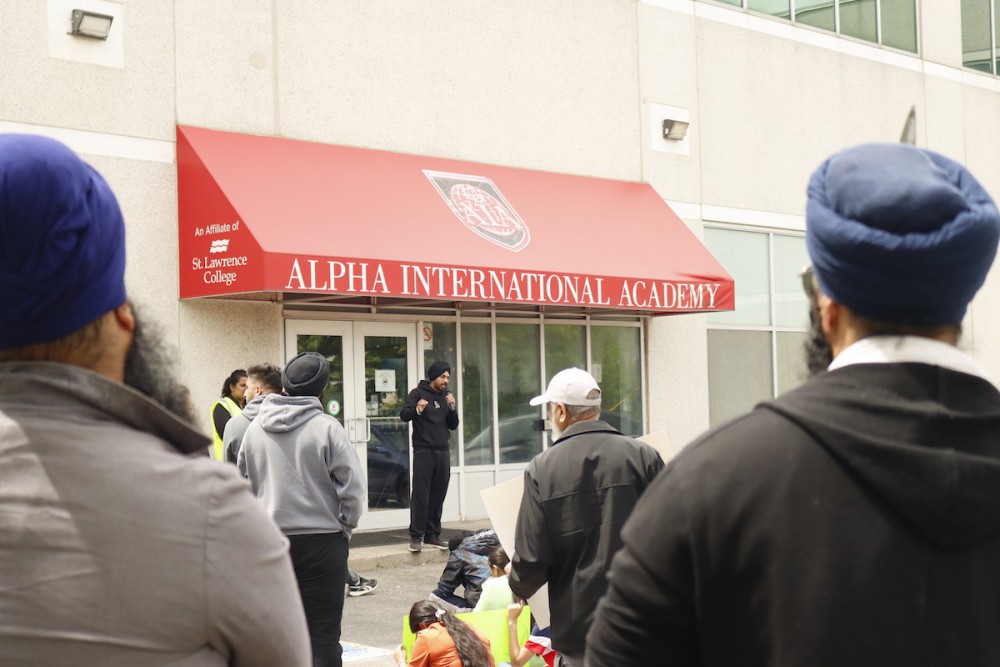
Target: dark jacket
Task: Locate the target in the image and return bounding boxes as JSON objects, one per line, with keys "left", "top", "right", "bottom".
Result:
{"left": 510, "top": 420, "right": 664, "bottom": 657}
{"left": 433, "top": 529, "right": 501, "bottom": 606}
{"left": 586, "top": 363, "right": 1000, "bottom": 667}
{"left": 400, "top": 380, "right": 458, "bottom": 450}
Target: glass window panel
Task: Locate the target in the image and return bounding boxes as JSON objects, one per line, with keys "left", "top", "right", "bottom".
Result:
{"left": 716, "top": 0, "right": 742, "bottom": 5}
{"left": 461, "top": 323, "right": 495, "bottom": 466}
{"left": 296, "top": 334, "right": 345, "bottom": 426}
{"left": 705, "top": 228, "right": 771, "bottom": 326}
{"left": 424, "top": 322, "right": 457, "bottom": 379}
{"left": 363, "top": 335, "right": 410, "bottom": 511}
{"left": 995, "top": 0, "right": 1000, "bottom": 73}
{"left": 748, "top": 0, "right": 791, "bottom": 19}
{"left": 591, "top": 326, "right": 643, "bottom": 437}
{"left": 424, "top": 322, "right": 459, "bottom": 465}
{"left": 880, "top": 0, "right": 917, "bottom": 52}
{"left": 840, "top": 0, "right": 878, "bottom": 44}
{"left": 796, "top": 0, "right": 835, "bottom": 31}
{"left": 962, "top": 0, "right": 994, "bottom": 72}
{"left": 708, "top": 330, "right": 773, "bottom": 427}
{"left": 544, "top": 324, "right": 586, "bottom": 383}
{"left": 773, "top": 234, "right": 810, "bottom": 328}
{"left": 496, "top": 323, "right": 543, "bottom": 464}
{"left": 776, "top": 331, "right": 810, "bottom": 396}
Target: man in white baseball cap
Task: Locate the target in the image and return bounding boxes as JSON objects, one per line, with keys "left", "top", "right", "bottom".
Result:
{"left": 509, "top": 368, "right": 664, "bottom": 667}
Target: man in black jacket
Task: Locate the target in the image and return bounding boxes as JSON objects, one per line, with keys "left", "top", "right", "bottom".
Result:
{"left": 510, "top": 367, "right": 664, "bottom": 667}
{"left": 587, "top": 144, "right": 1000, "bottom": 666}
{"left": 400, "top": 360, "right": 458, "bottom": 553}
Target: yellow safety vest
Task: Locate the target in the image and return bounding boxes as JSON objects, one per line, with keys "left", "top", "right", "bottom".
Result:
{"left": 210, "top": 396, "right": 242, "bottom": 461}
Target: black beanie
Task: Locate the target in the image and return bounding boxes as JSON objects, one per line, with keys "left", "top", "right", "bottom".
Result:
{"left": 283, "top": 352, "right": 330, "bottom": 397}
{"left": 426, "top": 360, "right": 451, "bottom": 381}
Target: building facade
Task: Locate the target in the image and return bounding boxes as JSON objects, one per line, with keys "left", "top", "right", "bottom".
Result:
{"left": 4, "top": 0, "right": 1000, "bottom": 530}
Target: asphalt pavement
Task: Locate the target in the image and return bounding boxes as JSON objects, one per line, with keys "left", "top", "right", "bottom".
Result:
{"left": 340, "top": 520, "right": 491, "bottom": 666}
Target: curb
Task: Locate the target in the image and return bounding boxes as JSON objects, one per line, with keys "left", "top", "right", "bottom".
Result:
{"left": 347, "top": 519, "right": 491, "bottom": 572}
{"left": 348, "top": 543, "right": 450, "bottom": 572}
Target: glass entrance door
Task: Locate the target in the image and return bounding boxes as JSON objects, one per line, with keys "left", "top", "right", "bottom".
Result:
{"left": 285, "top": 320, "right": 416, "bottom": 531}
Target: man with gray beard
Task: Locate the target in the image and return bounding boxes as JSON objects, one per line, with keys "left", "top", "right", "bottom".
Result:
{"left": 509, "top": 367, "right": 664, "bottom": 667}
{"left": 0, "top": 134, "right": 310, "bottom": 667}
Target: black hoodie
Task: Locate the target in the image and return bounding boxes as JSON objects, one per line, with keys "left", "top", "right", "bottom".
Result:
{"left": 587, "top": 362, "right": 1000, "bottom": 667}
{"left": 400, "top": 379, "right": 459, "bottom": 450}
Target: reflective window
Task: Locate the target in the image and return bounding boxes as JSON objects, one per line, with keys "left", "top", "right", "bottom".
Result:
{"left": 424, "top": 322, "right": 459, "bottom": 465}
{"left": 881, "top": 0, "right": 918, "bottom": 52}
{"left": 296, "top": 334, "right": 345, "bottom": 425}
{"left": 706, "top": 228, "right": 771, "bottom": 327}
{"left": 748, "top": 0, "right": 790, "bottom": 19}
{"left": 461, "top": 323, "right": 495, "bottom": 466}
{"left": 776, "top": 331, "right": 810, "bottom": 395}
{"left": 591, "top": 326, "right": 643, "bottom": 437}
{"left": 705, "top": 228, "right": 809, "bottom": 426}
{"left": 708, "top": 330, "right": 773, "bottom": 426}
{"left": 544, "top": 324, "right": 586, "bottom": 384}
{"left": 496, "top": 323, "right": 543, "bottom": 464}
{"left": 773, "top": 234, "right": 810, "bottom": 328}
{"left": 796, "top": 0, "right": 835, "bottom": 32}
{"left": 963, "top": 0, "right": 994, "bottom": 73}
{"left": 840, "top": 0, "right": 877, "bottom": 43}
{"left": 718, "top": 0, "right": 917, "bottom": 53}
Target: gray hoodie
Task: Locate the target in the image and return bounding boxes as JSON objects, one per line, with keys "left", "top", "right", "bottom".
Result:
{"left": 223, "top": 393, "right": 266, "bottom": 464}
{"left": 238, "top": 394, "right": 365, "bottom": 538}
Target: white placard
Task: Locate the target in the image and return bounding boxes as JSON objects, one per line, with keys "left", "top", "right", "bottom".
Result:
{"left": 374, "top": 369, "right": 395, "bottom": 393}
{"left": 480, "top": 476, "right": 550, "bottom": 628}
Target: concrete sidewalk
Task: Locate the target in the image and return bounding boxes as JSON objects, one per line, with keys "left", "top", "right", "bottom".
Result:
{"left": 340, "top": 519, "right": 495, "bottom": 666}
{"left": 347, "top": 519, "right": 493, "bottom": 572}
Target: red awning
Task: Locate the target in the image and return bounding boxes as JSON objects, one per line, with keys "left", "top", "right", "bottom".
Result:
{"left": 176, "top": 125, "right": 734, "bottom": 315}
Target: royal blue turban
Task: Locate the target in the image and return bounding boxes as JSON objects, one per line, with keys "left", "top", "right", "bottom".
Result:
{"left": 806, "top": 143, "right": 1000, "bottom": 325}
{"left": 0, "top": 134, "right": 126, "bottom": 348}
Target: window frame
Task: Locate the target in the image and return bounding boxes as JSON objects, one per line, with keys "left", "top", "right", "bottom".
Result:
{"left": 706, "top": 0, "right": 920, "bottom": 55}
{"left": 704, "top": 223, "right": 809, "bottom": 426}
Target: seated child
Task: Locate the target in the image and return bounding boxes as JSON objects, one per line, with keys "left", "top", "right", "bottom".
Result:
{"left": 473, "top": 547, "right": 514, "bottom": 612}
{"left": 503, "top": 602, "right": 555, "bottom": 667}
{"left": 394, "top": 600, "right": 496, "bottom": 667}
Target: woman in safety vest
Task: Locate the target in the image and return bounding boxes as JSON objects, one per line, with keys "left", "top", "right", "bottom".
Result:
{"left": 210, "top": 369, "right": 247, "bottom": 461}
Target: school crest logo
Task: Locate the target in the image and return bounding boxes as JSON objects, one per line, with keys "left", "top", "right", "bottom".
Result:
{"left": 424, "top": 170, "right": 530, "bottom": 252}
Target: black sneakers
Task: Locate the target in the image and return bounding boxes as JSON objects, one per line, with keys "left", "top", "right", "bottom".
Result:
{"left": 408, "top": 538, "right": 422, "bottom": 553}
{"left": 347, "top": 576, "right": 378, "bottom": 597}
{"left": 423, "top": 536, "right": 449, "bottom": 550}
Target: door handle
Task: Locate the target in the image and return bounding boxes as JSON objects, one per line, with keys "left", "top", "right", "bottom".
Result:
{"left": 357, "top": 417, "right": 371, "bottom": 444}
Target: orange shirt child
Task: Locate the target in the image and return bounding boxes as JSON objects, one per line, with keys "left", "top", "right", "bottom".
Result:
{"left": 408, "top": 621, "right": 495, "bottom": 667}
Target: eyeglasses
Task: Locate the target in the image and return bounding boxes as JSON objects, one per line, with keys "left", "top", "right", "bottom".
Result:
{"left": 799, "top": 264, "right": 817, "bottom": 301}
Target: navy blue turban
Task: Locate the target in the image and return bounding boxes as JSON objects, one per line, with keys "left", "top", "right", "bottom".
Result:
{"left": 806, "top": 143, "right": 1000, "bottom": 325}
{"left": 0, "top": 134, "right": 126, "bottom": 348}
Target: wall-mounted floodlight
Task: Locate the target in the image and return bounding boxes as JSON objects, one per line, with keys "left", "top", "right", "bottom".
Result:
{"left": 69, "top": 9, "right": 114, "bottom": 40}
{"left": 662, "top": 119, "right": 690, "bottom": 141}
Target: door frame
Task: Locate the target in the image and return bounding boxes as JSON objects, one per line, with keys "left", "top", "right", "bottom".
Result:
{"left": 284, "top": 319, "right": 416, "bottom": 532}
{"left": 352, "top": 321, "right": 417, "bottom": 530}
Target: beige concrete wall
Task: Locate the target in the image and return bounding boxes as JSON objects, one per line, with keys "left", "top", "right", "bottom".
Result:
{"left": 8, "top": 0, "right": 1000, "bottom": 457}
{"left": 0, "top": 2, "right": 174, "bottom": 139}
{"left": 173, "top": 0, "right": 641, "bottom": 179}
{"left": 180, "top": 300, "right": 284, "bottom": 438}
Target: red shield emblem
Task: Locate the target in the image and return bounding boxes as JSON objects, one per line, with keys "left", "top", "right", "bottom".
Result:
{"left": 424, "top": 170, "right": 530, "bottom": 252}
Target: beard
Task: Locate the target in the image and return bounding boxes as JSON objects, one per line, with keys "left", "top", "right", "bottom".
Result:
{"left": 804, "top": 301, "right": 834, "bottom": 377}
{"left": 123, "top": 304, "right": 196, "bottom": 425}
{"left": 550, "top": 421, "right": 563, "bottom": 443}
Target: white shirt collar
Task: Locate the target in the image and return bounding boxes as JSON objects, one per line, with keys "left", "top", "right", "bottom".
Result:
{"left": 828, "top": 335, "right": 991, "bottom": 382}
